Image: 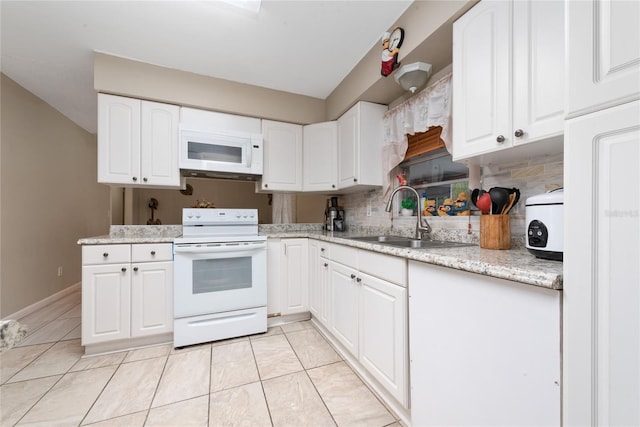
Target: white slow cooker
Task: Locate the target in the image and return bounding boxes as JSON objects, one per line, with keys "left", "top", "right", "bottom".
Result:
{"left": 525, "top": 189, "right": 563, "bottom": 261}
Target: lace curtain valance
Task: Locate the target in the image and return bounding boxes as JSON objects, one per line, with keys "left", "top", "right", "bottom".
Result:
{"left": 381, "top": 72, "right": 452, "bottom": 195}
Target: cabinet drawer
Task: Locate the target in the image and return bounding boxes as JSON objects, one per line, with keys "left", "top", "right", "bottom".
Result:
{"left": 330, "top": 244, "right": 358, "bottom": 267}
{"left": 318, "top": 241, "right": 331, "bottom": 259}
{"left": 131, "top": 243, "right": 173, "bottom": 262}
{"left": 359, "top": 250, "right": 406, "bottom": 286}
{"left": 83, "top": 244, "right": 130, "bottom": 265}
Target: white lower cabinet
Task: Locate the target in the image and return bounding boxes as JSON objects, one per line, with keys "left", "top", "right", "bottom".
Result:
{"left": 130, "top": 261, "right": 173, "bottom": 337}
{"left": 329, "top": 262, "right": 360, "bottom": 357}
{"left": 358, "top": 271, "right": 407, "bottom": 403}
{"left": 82, "top": 243, "right": 173, "bottom": 352}
{"left": 308, "top": 240, "right": 330, "bottom": 326}
{"left": 408, "top": 260, "right": 561, "bottom": 427}
{"left": 322, "top": 243, "right": 408, "bottom": 408}
{"left": 266, "top": 238, "right": 309, "bottom": 317}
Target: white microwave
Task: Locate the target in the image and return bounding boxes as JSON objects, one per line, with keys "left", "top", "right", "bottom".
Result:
{"left": 179, "top": 126, "right": 263, "bottom": 178}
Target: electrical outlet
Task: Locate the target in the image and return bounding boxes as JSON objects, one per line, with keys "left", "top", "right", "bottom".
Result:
{"left": 366, "top": 201, "right": 372, "bottom": 217}
{"left": 57, "top": 266, "right": 63, "bottom": 277}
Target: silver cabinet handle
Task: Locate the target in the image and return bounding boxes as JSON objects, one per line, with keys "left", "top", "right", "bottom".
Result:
{"left": 350, "top": 274, "right": 356, "bottom": 279}
{"left": 150, "top": 251, "right": 156, "bottom": 255}
{"left": 324, "top": 263, "right": 328, "bottom": 267}
{"left": 143, "top": 177, "right": 148, "bottom": 182}
{"left": 103, "top": 252, "right": 109, "bottom": 258}
{"left": 514, "top": 129, "right": 524, "bottom": 137}
{"left": 356, "top": 277, "right": 362, "bottom": 283}
{"left": 496, "top": 135, "right": 505, "bottom": 143}
{"left": 121, "top": 267, "right": 126, "bottom": 272}
{"left": 133, "top": 267, "right": 138, "bottom": 272}
{"left": 132, "top": 177, "right": 138, "bottom": 182}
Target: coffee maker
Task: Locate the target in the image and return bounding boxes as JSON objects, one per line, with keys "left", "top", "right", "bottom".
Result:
{"left": 325, "top": 197, "right": 345, "bottom": 232}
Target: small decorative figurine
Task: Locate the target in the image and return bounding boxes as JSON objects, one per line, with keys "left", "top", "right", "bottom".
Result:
{"left": 437, "top": 192, "right": 471, "bottom": 216}
{"left": 381, "top": 27, "right": 404, "bottom": 77}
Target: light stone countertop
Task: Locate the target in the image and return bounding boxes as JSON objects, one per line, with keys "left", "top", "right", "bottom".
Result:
{"left": 263, "top": 229, "right": 563, "bottom": 290}
{"left": 77, "top": 223, "right": 563, "bottom": 290}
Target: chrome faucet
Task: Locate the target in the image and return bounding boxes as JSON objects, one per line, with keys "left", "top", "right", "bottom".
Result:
{"left": 385, "top": 185, "right": 432, "bottom": 240}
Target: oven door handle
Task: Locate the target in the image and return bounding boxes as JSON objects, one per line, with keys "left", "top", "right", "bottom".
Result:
{"left": 173, "top": 242, "right": 266, "bottom": 254}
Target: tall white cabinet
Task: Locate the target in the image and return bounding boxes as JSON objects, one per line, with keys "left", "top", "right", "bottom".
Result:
{"left": 452, "top": 0, "right": 564, "bottom": 161}
{"left": 564, "top": 1, "right": 640, "bottom": 426}
{"left": 98, "top": 94, "right": 181, "bottom": 188}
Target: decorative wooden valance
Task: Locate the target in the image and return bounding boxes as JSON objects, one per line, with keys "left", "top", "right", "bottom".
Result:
{"left": 404, "top": 126, "right": 445, "bottom": 160}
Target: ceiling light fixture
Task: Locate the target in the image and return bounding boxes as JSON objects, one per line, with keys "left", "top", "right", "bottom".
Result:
{"left": 219, "top": 0, "right": 261, "bottom": 14}
{"left": 394, "top": 62, "right": 432, "bottom": 93}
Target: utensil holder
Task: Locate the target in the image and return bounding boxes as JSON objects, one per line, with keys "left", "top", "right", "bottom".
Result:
{"left": 480, "top": 215, "right": 511, "bottom": 249}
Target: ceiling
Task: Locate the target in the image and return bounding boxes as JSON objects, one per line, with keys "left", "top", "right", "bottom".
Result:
{"left": 1, "top": 0, "right": 413, "bottom": 134}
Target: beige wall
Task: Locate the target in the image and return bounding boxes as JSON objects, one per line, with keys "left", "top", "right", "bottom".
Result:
{"left": 94, "top": 53, "right": 326, "bottom": 125}
{"left": 128, "top": 180, "right": 326, "bottom": 225}
{"left": 131, "top": 179, "right": 273, "bottom": 225}
{"left": 0, "top": 74, "right": 110, "bottom": 317}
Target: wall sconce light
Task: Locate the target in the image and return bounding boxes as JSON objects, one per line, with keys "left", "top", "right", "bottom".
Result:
{"left": 394, "top": 62, "right": 432, "bottom": 93}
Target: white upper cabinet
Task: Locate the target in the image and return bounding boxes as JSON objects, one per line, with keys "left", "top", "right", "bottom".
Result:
{"left": 140, "top": 101, "right": 181, "bottom": 187}
{"left": 258, "top": 120, "right": 303, "bottom": 192}
{"left": 452, "top": 0, "right": 564, "bottom": 161}
{"left": 303, "top": 121, "right": 338, "bottom": 191}
{"left": 566, "top": 0, "right": 640, "bottom": 117}
{"left": 337, "top": 101, "right": 387, "bottom": 190}
{"left": 98, "top": 93, "right": 181, "bottom": 188}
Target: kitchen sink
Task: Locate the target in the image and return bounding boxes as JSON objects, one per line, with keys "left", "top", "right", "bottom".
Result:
{"left": 347, "top": 235, "right": 475, "bottom": 249}
{"left": 348, "top": 235, "right": 409, "bottom": 243}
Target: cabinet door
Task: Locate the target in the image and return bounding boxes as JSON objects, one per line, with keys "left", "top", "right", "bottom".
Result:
{"left": 452, "top": 0, "right": 511, "bottom": 160}
{"left": 564, "top": 100, "right": 640, "bottom": 427}
{"left": 97, "top": 94, "right": 141, "bottom": 185}
{"left": 280, "top": 238, "right": 309, "bottom": 315}
{"left": 337, "top": 104, "right": 359, "bottom": 189}
{"left": 303, "top": 121, "right": 337, "bottom": 191}
{"left": 266, "top": 238, "right": 281, "bottom": 316}
{"left": 82, "top": 264, "right": 131, "bottom": 345}
{"left": 359, "top": 272, "right": 408, "bottom": 406}
{"left": 308, "top": 240, "right": 322, "bottom": 318}
{"left": 260, "top": 120, "right": 303, "bottom": 191}
{"left": 140, "top": 101, "right": 181, "bottom": 186}
{"left": 308, "top": 241, "right": 331, "bottom": 327}
{"left": 566, "top": 0, "right": 640, "bottom": 117}
{"left": 512, "top": 0, "right": 564, "bottom": 146}
{"left": 131, "top": 261, "right": 173, "bottom": 337}
{"left": 329, "top": 262, "right": 359, "bottom": 357}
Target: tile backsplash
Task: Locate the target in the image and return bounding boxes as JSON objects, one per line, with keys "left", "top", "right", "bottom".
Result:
{"left": 338, "top": 152, "right": 563, "bottom": 247}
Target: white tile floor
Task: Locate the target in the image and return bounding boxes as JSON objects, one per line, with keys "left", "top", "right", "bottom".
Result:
{"left": 0, "top": 290, "right": 402, "bottom": 426}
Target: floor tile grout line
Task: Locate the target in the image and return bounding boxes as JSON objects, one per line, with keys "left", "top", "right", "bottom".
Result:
{"left": 281, "top": 323, "right": 340, "bottom": 427}
{"left": 8, "top": 305, "right": 401, "bottom": 427}
{"left": 308, "top": 318, "right": 403, "bottom": 424}
{"left": 248, "top": 332, "right": 275, "bottom": 427}
{"left": 1, "top": 342, "right": 56, "bottom": 385}
{"left": 77, "top": 362, "right": 122, "bottom": 426}
{"left": 11, "top": 371, "right": 63, "bottom": 426}
{"left": 141, "top": 351, "right": 171, "bottom": 425}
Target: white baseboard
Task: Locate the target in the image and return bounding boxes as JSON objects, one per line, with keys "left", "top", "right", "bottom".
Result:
{"left": 2, "top": 282, "right": 81, "bottom": 321}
